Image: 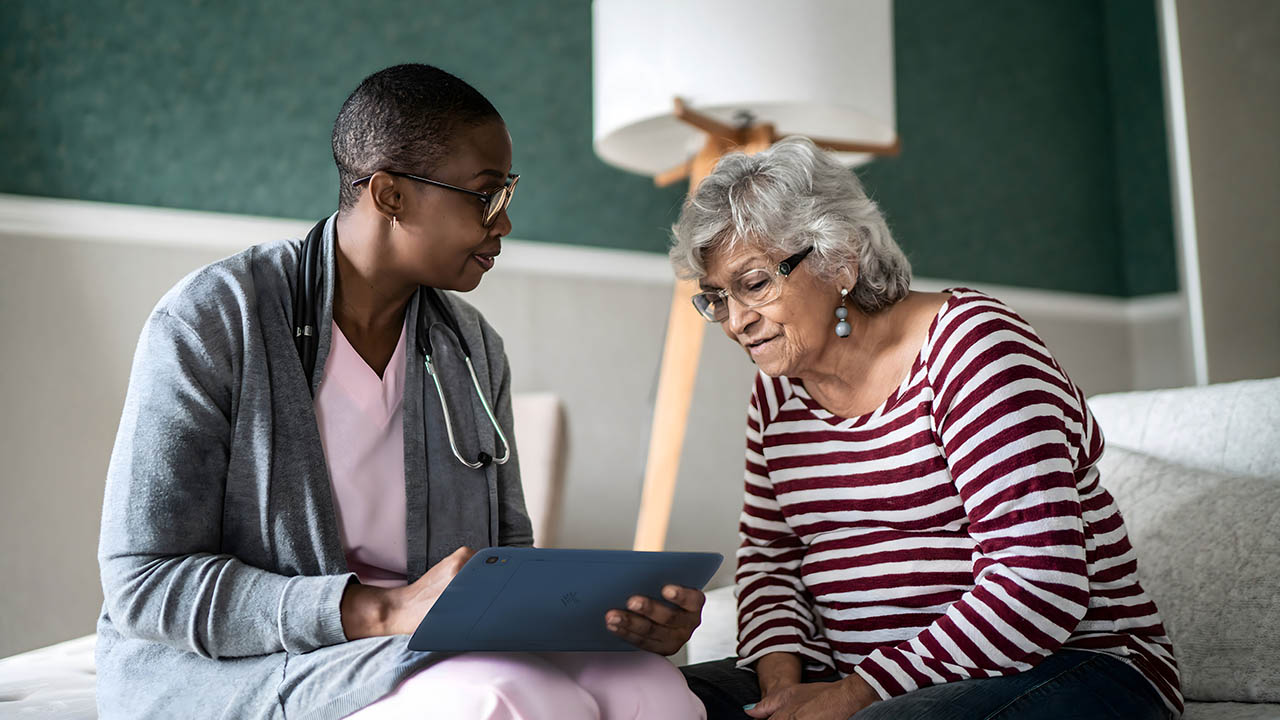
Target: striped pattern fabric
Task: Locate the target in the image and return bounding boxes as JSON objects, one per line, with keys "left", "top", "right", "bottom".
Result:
{"left": 734, "top": 289, "right": 1182, "bottom": 713}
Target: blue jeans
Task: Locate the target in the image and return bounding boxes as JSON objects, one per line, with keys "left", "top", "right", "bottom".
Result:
{"left": 680, "top": 649, "right": 1176, "bottom": 720}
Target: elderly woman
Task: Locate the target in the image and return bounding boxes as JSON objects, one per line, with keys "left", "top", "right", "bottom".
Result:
{"left": 674, "top": 138, "right": 1181, "bottom": 720}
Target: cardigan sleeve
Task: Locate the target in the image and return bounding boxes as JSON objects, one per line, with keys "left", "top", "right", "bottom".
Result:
{"left": 98, "top": 309, "right": 355, "bottom": 660}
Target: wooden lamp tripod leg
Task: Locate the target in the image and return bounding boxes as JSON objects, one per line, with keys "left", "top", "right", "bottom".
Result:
{"left": 632, "top": 121, "right": 775, "bottom": 552}
{"left": 632, "top": 277, "right": 707, "bottom": 552}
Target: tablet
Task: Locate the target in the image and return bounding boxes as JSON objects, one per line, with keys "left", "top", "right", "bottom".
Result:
{"left": 407, "top": 547, "right": 723, "bottom": 652}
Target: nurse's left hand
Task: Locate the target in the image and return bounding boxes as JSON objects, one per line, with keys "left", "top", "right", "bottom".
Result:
{"left": 605, "top": 584, "right": 705, "bottom": 656}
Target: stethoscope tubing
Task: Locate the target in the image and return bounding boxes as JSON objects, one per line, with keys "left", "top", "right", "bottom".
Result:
{"left": 424, "top": 353, "right": 512, "bottom": 469}
{"left": 294, "top": 217, "right": 509, "bottom": 469}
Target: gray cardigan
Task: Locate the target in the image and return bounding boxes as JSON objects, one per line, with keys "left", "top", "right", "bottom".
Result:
{"left": 95, "top": 214, "right": 533, "bottom": 719}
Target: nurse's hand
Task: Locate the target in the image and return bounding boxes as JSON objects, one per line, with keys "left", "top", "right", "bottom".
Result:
{"left": 341, "top": 545, "right": 476, "bottom": 639}
{"left": 605, "top": 584, "right": 705, "bottom": 656}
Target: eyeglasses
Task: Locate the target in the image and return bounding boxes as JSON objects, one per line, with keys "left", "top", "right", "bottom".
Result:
{"left": 352, "top": 171, "right": 519, "bottom": 228}
{"left": 691, "top": 247, "right": 814, "bottom": 323}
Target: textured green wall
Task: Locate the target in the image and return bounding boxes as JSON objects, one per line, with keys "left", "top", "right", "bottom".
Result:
{"left": 0, "top": 0, "right": 1175, "bottom": 296}
{"left": 1103, "top": 0, "right": 1179, "bottom": 297}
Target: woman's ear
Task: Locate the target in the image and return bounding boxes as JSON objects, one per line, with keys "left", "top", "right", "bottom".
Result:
{"left": 836, "top": 264, "right": 858, "bottom": 292}
{"left": 367, "top": 172, "right": 405, "bottom": 224}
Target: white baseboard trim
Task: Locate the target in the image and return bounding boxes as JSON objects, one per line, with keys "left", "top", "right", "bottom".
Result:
{"left": 0, "top": 193, "right": 1183, "bottom": 321}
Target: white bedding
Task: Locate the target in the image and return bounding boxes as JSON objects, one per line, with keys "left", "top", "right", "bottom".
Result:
{"left": 0, "top": 634, "right": 97, "bottom": 718}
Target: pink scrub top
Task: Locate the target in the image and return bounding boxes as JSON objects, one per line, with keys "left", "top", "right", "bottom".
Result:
{"left": 314, "top": 316, "right": 410, "bottom": 588}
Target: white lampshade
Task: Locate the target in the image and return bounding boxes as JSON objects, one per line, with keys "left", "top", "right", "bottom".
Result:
{"left": 592, "top": 0, "right": 897, "bottom": 175}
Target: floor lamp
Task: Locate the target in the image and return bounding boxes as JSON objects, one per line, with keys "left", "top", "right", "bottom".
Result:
{"left": 592, "top": 0, "right": 900, "bottom": 551}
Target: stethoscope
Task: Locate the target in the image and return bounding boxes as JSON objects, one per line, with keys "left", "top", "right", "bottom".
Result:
{"left": 293, "top": 218, "right": 510, "bottom": 469}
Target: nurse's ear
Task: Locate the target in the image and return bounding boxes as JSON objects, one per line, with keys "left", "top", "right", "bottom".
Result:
{"left": 366, "top": 171, "right": 406, "bottom": 226}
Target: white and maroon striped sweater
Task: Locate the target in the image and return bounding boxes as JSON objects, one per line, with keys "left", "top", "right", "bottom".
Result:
{"left": 735, "top": 289, "right": 1181, "bottom": 713}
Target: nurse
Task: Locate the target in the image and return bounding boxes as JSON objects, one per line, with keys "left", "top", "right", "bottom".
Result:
{"left": 96, "top": 64, "right": 706, "bottom": 719}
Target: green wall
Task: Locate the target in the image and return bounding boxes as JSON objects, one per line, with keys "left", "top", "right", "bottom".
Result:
{"left": 0, "top": 0, "right": 1176, "bottom": 296}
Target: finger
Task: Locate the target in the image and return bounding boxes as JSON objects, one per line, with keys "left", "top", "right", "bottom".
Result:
{"left": 442, "top": 546, "right": 474, "bottom": 568}
{"left": 661, "top": 585, "right": 706, "bottom": 614}
{"left": 626, "top": 595, "right": 685, "bottom": 628}
{"left": 423, "top": 546, "right": 474, "bottom": 580}
{"left": 607, "top": 608, "right": 688, "bottom": 654}
{"left": 445, "top": 546, "right": 476, "bottom": 575}
{"left": 604, "top": 616, "right": 668, "bottom": 653}
{"left": 744, "top": 693, "right": 779, "bottom": 718}
{"left": 609, "top": 608, "right": 682, "bottom": 649}
{"left": 608, "top": 607, "right": 658, "bottom": 638}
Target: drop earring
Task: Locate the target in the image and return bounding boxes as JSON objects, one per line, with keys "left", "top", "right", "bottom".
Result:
{"left": 834, "top": 288, "right": 852, "bottom": 338}
{"left": 390, "top": 215, "right": 398, "bottom": 230}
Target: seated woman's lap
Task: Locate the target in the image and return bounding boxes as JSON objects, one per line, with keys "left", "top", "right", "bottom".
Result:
{"left": 346, "top": 651, "right": 705, "bottom": 720}
{"left": 681, "top": 650, "right": 1172, "bottom": 720}
{"left": 855, "top": 650, "right": 1173, "bottom": 720}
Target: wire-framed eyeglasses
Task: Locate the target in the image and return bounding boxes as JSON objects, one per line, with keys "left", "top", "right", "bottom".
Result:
{"left": 352, "top": 171, "right": 519, "bottom": 228}
{"left": 691, "top": 247, "right": 814, "bottom": 323}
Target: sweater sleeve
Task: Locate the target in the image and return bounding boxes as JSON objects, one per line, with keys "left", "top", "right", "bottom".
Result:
{"left": 98, "top": 310, "right": 354, "bottom": 660}
{"left": 734, "top": 374, "right": 835, "bottom": 671}
{"left": 852, "top": 298, "right": 1092, "bottom": 699}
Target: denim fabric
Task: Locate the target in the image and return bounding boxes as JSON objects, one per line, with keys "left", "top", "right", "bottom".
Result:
{"left": 681, "top": 649, "right": 1175, "bottom": 720}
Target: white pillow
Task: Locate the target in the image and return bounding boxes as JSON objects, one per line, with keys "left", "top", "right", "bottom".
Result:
{"left": 1098, "top": 446, "right": 1280, "bottom": 703}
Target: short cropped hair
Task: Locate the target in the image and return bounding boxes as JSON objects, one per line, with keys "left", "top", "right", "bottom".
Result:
{"left": 670, "top": 136, "right": 911, "bottom": 314}
{"left": 332, "top": 64, "right": 501, "bottom": 212}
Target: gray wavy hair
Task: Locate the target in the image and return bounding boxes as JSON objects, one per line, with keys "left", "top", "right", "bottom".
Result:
{"left": 669, "top": 136, "right": 911, "bottom": 314}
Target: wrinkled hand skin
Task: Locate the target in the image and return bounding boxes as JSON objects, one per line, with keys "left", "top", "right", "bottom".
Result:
{"left": 747, "top": 653, "right": 879, "bottom": 720}
{"left": 748, "top": 676, "right": 878, "bottom": 720}
{"left": 604, "top": 584, "right": 706, "bottom": 656}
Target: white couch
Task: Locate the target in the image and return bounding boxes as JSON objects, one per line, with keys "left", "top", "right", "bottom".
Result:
{"left": 0, "top": 392, "right": 566, "bottom": 718}
{"left": 687, "top": 378, "right": 1280, "bottom": 719}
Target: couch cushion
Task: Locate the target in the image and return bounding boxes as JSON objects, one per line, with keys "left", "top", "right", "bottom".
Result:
{"left": 1089, "top": 377, "right": 1280, "bottom": 479}
{"left": 1184, "top": 702, "right": 1280, "bottom": 720}
{"left": 511, "top": 392, "right": 566, "bottom": 547}
{"left": 1098, "top": 446, "right": 1280, "bottom": 703}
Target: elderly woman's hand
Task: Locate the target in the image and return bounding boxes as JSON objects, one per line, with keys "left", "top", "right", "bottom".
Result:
{"left": 745, "top": 674, "right": 878, "bottom": 720}
{"left": 605, "top": 584, "right": 705, "bottom": 655}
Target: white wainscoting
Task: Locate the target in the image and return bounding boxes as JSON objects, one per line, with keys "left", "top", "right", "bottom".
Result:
{"left": 0, "top": 194, "right": 1191, "bottom": 657}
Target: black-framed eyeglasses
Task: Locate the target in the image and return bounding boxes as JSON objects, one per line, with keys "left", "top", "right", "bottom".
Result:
{"left": 352, "top": 170, "right": 519, "bottom": 228}
{"left": 691, "top": 247, "right": 814, "bottom": 323}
